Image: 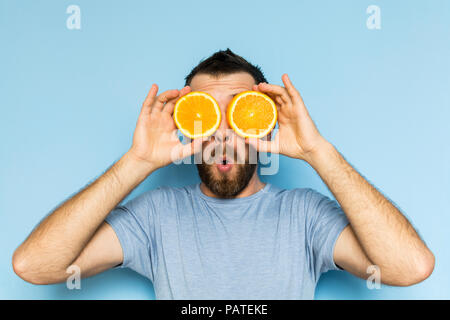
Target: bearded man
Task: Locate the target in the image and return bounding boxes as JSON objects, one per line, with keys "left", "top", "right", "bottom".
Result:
{"left": 12, "top": 49, "right": 434, "bottom": 299}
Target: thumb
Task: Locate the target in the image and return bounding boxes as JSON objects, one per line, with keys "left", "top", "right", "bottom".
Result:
{"left": 245, "top": 137, "right": 278, "bottom": 153}
{"left": 181, "top": 136, "right": 207, "bottom": 158}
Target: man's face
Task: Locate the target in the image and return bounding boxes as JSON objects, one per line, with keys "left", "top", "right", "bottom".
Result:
{"left": 189, "top": 72, "right": 258, "bottom": 198}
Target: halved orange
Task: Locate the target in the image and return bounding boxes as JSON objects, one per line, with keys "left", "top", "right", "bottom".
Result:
{"left": 227, "top": 91, "right": 277, "bottom": 138}
{"left": 174, "top": 91, "right": 221, "bottom": 139}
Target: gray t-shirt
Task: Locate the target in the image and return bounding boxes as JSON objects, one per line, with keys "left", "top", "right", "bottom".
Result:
{"left": 105, "top": 183, "right": 349, "bottom": 299}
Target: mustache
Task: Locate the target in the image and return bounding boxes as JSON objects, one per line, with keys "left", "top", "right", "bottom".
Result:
{"left": 200, "top": 139, "right": 257, "bottom": 165}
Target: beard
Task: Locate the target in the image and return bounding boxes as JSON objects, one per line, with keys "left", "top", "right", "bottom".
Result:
{"left": 196, "top": 162, "right": 257, "bottom": 198}
{"left": 196, "top": 134, "right": 259, "bottom": 198}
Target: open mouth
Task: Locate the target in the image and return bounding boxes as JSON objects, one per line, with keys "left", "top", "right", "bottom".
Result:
{"left": 216, "top": 156, "right": 233, "bottom": 173}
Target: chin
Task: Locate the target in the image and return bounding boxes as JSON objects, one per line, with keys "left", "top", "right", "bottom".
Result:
{"left": 197, "top": 163, "right": 257, "bottom": 198}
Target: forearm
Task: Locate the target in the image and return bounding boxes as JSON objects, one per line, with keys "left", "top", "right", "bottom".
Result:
{"left": 307, "top": 140, "right": 434, "bottom": 283}
{"left": 13, "top": 151, "right": 154, "bottom": 276}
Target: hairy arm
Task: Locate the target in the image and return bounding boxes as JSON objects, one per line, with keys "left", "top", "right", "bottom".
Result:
{"left": 12, "top": 152, "right": 154, "bottom": 284}
{"left": 309, "top": 141, "right": 435, "bottom": 286}
{"left": 252, "top": 74, "right": 435, "bottom": 286}
{"left": 12, "top": 84, "right": 197, "bottom": 284}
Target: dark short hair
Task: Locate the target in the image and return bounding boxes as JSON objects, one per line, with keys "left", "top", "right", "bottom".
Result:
{"left": 184, "top": 48, "right": 267, "bottom": 86}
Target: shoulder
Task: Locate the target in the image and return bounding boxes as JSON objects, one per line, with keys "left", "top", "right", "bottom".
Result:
{"left": 267, "top": 185, "right": 336, "bottom": 214}
{"left": 129, "top": 184, "right": 195, "bottom": 205}
{"left": 119, "top": 184, "right": 195, "bottom": 214}
{"left": 268, "top": 184, "right": 323, "bottom": 203}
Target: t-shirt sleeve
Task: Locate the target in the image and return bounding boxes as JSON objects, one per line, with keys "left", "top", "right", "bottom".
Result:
{"left": 303, "top": 188, "right": 349, "bottom": 281}
{"left": 104, "top": 191, "right": 157, "bottom": 282}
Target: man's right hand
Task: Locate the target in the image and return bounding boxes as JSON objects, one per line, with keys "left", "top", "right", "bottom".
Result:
{"left": 13, "top": 84, "right": 204, "bottom": 285}
{"left": 127, "top": 84, "right": 203, "bottom": 172}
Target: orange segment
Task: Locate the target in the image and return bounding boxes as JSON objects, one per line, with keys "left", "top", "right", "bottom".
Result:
{"left": 174, "top": 91, "right": 221, "bottom": 139}
{"left": 227, "top": 91, "right": 277, "bottom": 138}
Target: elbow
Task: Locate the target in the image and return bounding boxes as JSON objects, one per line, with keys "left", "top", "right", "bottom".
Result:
{"left": 396, "top": 250, "right": 435, "bottom": 287}
{"left": 413, "top": 250, "right": 435, "bottom": 284}
{"left": 12, "top": 250, "right": 50, "bottom": 285}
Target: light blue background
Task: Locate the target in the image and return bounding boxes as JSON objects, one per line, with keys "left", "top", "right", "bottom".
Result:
{"left": 1, "top": 0, "right": 449, "bottom": 299}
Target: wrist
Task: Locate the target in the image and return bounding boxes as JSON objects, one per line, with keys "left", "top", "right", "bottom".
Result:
{"left": 120, "top": 151, "right": 157, "bottom": 180}
{"left": 303, "top": 138, "right": 338, "bottom": 169}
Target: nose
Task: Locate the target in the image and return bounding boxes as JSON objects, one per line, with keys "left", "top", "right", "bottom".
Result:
{"left": 214, "top": 102, "right": 232, "bottom": 143}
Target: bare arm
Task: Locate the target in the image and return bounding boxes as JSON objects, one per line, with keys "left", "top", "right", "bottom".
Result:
{"left": 251, "top": 74, "right": 435, "bottom": 286}
{"left": 310, "top": 140, "right": 434, "bottom": 286}
{"left": 12, "top": 84, "right": 199, "bottom": 284}
{"left": 12, "top": 153, "right": 153, "bottom": 284}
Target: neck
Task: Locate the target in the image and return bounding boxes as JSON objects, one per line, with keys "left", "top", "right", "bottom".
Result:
{"left": 200, "top": 170, "right": 265, "bottom": 199}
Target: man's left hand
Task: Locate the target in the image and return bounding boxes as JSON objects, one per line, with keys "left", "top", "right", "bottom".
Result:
{"left": 247, "top": 74, "right": 328, "bottom": 163}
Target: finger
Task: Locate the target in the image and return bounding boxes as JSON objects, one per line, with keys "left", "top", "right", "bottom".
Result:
{"left": 142, "top": 84, "right": 158, "bottom": 110}
{"left": 245, "top": 137, "right": 279, "bottom": 154}
{"left": 275, "top": 96, "right": 283, "bottom": 106}
{"left": 253, "top": 84, "right": 281, "bottom": 106}
{"left": 257, "top": 83, "right": 291, "bottom": 105}
{"left": 282, "top": 74, "right": 303, "bottom": 103}
{"left": 255, "top": 87, "right": 282, "bottom": 109}
{"left": 180, "top": 136, "right": 207, "bottom": 159}
{"left": 153, "top": 89, "right": 180, "bottom": 112}
{"left": 164, "top": 86, "right": 192, "bottom": 115}
{"left": 179, "top": 85, "right": 192, "bottom": 97}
